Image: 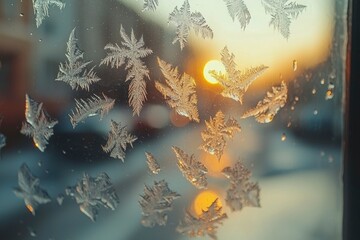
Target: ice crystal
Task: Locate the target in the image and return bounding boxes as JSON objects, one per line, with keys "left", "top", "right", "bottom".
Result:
{"left": 65, "top": 172, "right": 119, "bottom": 221}
{"left": 241, "top": 81, "right": 288, "bottom": 123}
{"left": 102, "top": 120, "right": 137, "bottom": 162}
{"left": 145, "top": 152, "right": 161, "bottom": 174}
{"left": 200, "top": 111, "right": 241, "bottom": 160}
{"left": 222, "top": 161, "right": 260, "bottom": 211}
{"left": 0, "top": 133, "right": 5, "bottom": 152}
{"left": 13, "top": 163, "right": 51, "bottom": 215}
{"left": 56, "top": 28, "right": 100, "bottom": 91}
{"left": 101, "top": 26, "right": 153, "bottom": 116}
{"left": 69, "top": 93, "right": 115, "bottom": 128}
{"left": 210, "top": 47, "right": 268, "bottom": 103}
{"left": 32, "top": 0, "right": 65, "bottom": 27}
{"left": 261, "top": 0, "right": 306, "bottom": 39}
{"left": 176, "top": 199, "right": 227, "bottom": 240}
{"left": 172, "top": 146, "right": 208, "bottom": 189}
{"left": 168, "top": 0, "right": 213, "bottom": 50}
{"left": 224, "top": 0, "right": 251, "bottom": 30}
{"left": 20, "top": 94, "right": 58, "bottom": 152}
{"left": 142, "top": 0, "right": 158, "bottom": 11}
{"left": 139, "top": 180, "right": 180, "bottom": 227}
{"left": 155, "top": 58, "right": 199, "bottom": 122}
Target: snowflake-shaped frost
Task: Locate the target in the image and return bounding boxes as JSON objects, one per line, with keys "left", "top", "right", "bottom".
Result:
{"left": 139, "top": 180, "right": 180, "bottom": 227}
{"left": 200, "top": 111, "right": 241, "bottom": 160}
{"left": 145, "top": 152, "right": 161, "bottom": 174}
{"left": 102, "top": 120, "right": 137, "bottom": 162}
{"left": 142, "top": 0, "right": 159, "bottom": 11}
{"left": 224, "top": 0, "right": 251, "bottom": 30}
{"left": 241, "top": 81, "right": 288, "bottom": 123}
{"left": 172, "top": 146, "right": 208, "bottom": 189}
{"left": 176, "top": 199, "right": 227, "bottom": 240}
{"left": 101, "top": 26, "right": 153, "bottom": 116}
{"left": 168, "top": 0, "right": 213, "bottom": 50}
{"left": 56, "top": 28, "right": 100, "bottom": 91}
{"left": 13, "top": 163, "right": 51, "bottom": 215}
{"left": 65, "top": 172, "right": 119, "bottom": 221}
{"left": 222, "top": 161, "right": 260, "bottom": 211}
{"left": 155, "top": 58, "right": 199, "bottom": 122}
{"left": 20, "top": 94, "right": 58, "bottom": 152}
{"left": 210, "top": 46, "right": 268, "bottom": 103}
{"left": 69, "top": 93, "right": 115, "bottom": 128}
{"left": 32, "top": 0, "right": 65, "bottom": 27}
{"left": 261, "top": 0, "right": 306, "bottom": 39}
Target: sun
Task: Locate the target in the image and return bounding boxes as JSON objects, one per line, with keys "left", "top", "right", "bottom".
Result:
{"left": 203, "top": 60, "right": 226, "bottom": 84}
{"left": 192, "top": 190, "right": 222, "bottom": 216}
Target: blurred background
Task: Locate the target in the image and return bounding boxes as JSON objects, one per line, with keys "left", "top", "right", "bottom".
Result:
{"left": 0, "top": 0, "right": 347, "bottom": 239}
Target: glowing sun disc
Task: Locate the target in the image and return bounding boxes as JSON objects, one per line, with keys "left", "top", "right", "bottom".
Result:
{"left": 203, "top": 60, "right": 226, "bottom": 84}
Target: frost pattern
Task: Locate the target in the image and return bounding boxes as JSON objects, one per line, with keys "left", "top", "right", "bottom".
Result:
{"left": 261, "top": 0, "right": 306, "bottom": 39}
{"left": 145, "top": 152, "right": 161, "bottom": 174}
{"left": 168, "top": 0, "right": 213, "bottom": 50}
{"left": 222, "top": 161, "right": 260, "bottom": 211}
{"left": 56, "top": 28, "right": 100, "bottom": 91}
{"left": 142, "top": 0, "right": 158, "bottom": 11}
{"left": 101, "top": 26, "right": 153, "bottom": 116}
{"left": 224, "top": 0, "right": 251, "bottom": 30}
{"left": 172, "top": 146, "right": 208, "bottom": 189}
{"left": 242, "top": 81, "right": 288, "bottom": 123}
{"left": 69, "top": 93, "right": 115, "bottom": 128}
{"left": 32, "top": 0, "right": 65, "bottom": 27}
{"left": 200, "top": 111, "right": 241, "bottom": 160}
{"left": 139, "top": 180, "right": 180, "bottom": 227}
{"left": 155, "top": 58, "right": 199, "bottom": 122}
{"left": 65, "top": 172, "right": 119, "bottom": 221}
{"left": 210, "top": 47, "right": 268, "bottom": 103}
{"left": 21, "top": 94, "right": 58, "bottom": 152}
{"left": 13, "top": 163, "right": 51, "bottom": 215}
{"left": 0, "top": 132, "right": 5, "bottom": 153}
{"left": 176, "top": 199, "right": 227, "bottom": 240}
{"left": 102, "top": 120, "right": 137, "bottom": 162}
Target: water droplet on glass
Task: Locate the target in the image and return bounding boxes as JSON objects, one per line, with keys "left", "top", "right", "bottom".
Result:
{"left": 37, "top": 160, "right": 42, "bottom": 167}
{"left": 20, "top": 13, "right": 24, "bottom": 17}
{"left": 38, "top": 39, "right": 42, "bottom": 42}
{"left": 30, "top": 32, "right": 33, "bottom": 36}
{"left": 287, "top": 121, "right": 292, "bottom": 128}
{"left": 281, "top": 133, "right": 286, "bottom": 141}
{"left": 320, "top": 79, "right": 325, "bottom": 85}
{"left": 292, "top": 60, "right": 297, "bottom": 71}
{"left": 294, "top": 96, "right": 299, "bottom": 101}
{"left": 328, "top": 155, "right": 334, "bottom": 163}
{"left": 57, "top": 194, "right": 64, "bottom": 206}
{"left": 320, "top": 151, "right": 325, "bottom": 157}
{"left": 325, "top": 83, "right": 335, "bottom": 100}
{"left": 291, "top": 106, "right": 295, "bottom": 111}
{"left": 313, "top": 110, "right": 318, "bottom": 115}
{"left": 62, "top": 150, "right": 66, "bottom": 154}
{"left": 28, "top": 227, "right": 36, "bottom": 237}
{"left": 312, "top": 88, "right": 316, "bottom": 95}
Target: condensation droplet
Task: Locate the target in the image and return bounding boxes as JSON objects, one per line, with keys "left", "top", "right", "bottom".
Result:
{"left": 62, "top": 150, "right": 66, "bottom": 154}
{"left": 320, "top": 151, "right": 325, "bottom": 157}
{"left": 28, "top": 227, "right": 36, "bottom": 237}
{"left": 313, "top": 110, "right": 318, "bottom": 115}
{"left": 292, "top": 60, "right": 297, "bottom": 71}
{"left": 320, "top": 79, "right": 325, "bottom": 85}
{"left": 281, "top": 133, "right": 286, "bottom": 141}
{"left": 294, "top": 96, "right": 299, "bottom": 101}
{"left": 57, "top": 194, "right": 64, "bottom": 206}
{"left": 328, "top": 155, "right": 334, "bottom": 163}
{"left": 312, "top": 88, "right": 316, "bottom": 95}
{"left": 37, "top": 160, "right": 42, "bottom": 167}
{"left": 38, "top": 39, "right": 42, "bottom": 42}
{"left": 291, "top": 106, "right": 295, "bottom": 111}
{"left": 325, "top": 83, "right": 335, "bottom": 100}
{"left": 20, "top": 13, "right": 24, "bottom": 17}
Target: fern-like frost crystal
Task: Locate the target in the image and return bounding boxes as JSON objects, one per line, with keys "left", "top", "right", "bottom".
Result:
{"left": 210, "top": 47, "right": 268, "bottom": 103}
{"left": 0, "top": 132, "right": 5, "bottom": 152}
{"left": 155, "top": 58, "right": 199, "bottom": 122}
{"left": 261, "top": 0, "right": 306, "bottom": 39}
{"left": 101, "top": 26, "right": 153, "bottom": 116}
{"left": 21, "top": 94, "right": 58, "bottom": 152}
{"left": 169, "top": 0, "right": 213, "bottom": 50}
{"left": 32, "top": 0, "right": 65, "bottom": 27}
{"left": 200, "top": 111, "right": 241, "bottom": 160}
{"left": 65, "top": 172, "right": 119, "bottom": 221}
{"left": 145, "top": 152, "right": 161, "bottom": 174}
{"left": 176, "top": 199, "right": 227, "bottom": 240}
{"left": 56, "top": 28, "right": 100, "bottom": 91}
{"left": 142, "top": 0, "right": 158, "bottom": 11}
{"left": 222, "top": 161, "right": 260, "bottom": 211}
{"left": 224, "top": 0, "right": 251, "bottom": 30}
{"left": 69, "top": 93, "right": 115, "bottom": 128}
{"left": 242, "top": 81, "right": 288, "bottom": 123}
{"left": 139, "top": 180, "right": 180, "bottom": 227}
{"left": 102, "top": 120, "right": 137, "bottom": 162}
{"left": 172, "top": 146, "right": 208, "bottom": 189}
{"left": 13, "top": 163, "right": 51, "bottom": 215}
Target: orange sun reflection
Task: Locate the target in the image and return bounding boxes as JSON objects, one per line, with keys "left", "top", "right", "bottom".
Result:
{"left": 192, "top": 190, "right": 222, "bottom": 216}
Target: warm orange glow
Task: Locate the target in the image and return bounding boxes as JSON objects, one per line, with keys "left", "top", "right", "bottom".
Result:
{"left": 192, "top": 190, "right": 222, "bottom": 216}
{"left": 26, "top": 204, "right": 35, "bottom": 215}
{"left": 203, "top": 60, "right": 225, "bottom": 84}
{"left": 200, "top": 152, "right": 231, "bottom": 177}
{"left": 170, "top": 109, "right": 190, "bottom": 127}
